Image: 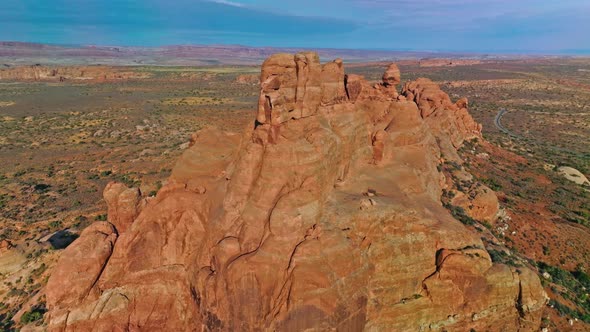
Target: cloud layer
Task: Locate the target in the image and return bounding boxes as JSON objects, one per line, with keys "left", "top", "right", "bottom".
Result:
{"left": 0, "top": 0, "right": 588, "bottom": 53}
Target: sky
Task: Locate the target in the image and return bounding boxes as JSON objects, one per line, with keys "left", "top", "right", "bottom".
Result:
{"left": 1, "top": 0, "right": 589, "bottom": 53}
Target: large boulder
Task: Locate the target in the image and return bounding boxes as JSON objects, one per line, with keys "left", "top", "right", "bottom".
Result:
{"left": 452, "top": 184, "right": 501, "bottom": 222}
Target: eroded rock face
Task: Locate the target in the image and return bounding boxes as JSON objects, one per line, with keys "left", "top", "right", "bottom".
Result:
{"left": 45, "top": 222, "right": 118, "bottom": 328}
{"left": 103, "top": 182, "right": 142, "bottom": 234}
{"left": 452, "top": 184, "right": 500, "bottom": 222}
{"left": 382, "top": 63, "right": 401, "bottom": 86}
{"left": 44, "top": 53, "right": 546, "bottom": 331}
{"left": 402, "top": 77, "right": 482, "bottom": 161}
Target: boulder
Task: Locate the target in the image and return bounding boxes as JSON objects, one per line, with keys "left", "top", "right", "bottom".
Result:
{"left": 0, "top": 239, "right": 12, "bottom": 252}
{"left": 557, "top": 166, "right": 590, "bottom": 186}
{"left": 451, "top": 184, "right": 500, "bottom": 222}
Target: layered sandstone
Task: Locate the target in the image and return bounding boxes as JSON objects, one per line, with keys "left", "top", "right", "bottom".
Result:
{"left": 0, "top": 65, "right": 150, "bottom": 81}
{"left": 44, "top": 53, "right": 546, "bottom": 331}
{"left": 402, "top": 78, "right": 482, "bottom": 161}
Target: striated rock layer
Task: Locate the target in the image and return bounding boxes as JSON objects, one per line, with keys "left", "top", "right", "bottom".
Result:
{"left": 44, "top": 53, "right": 546, "bottom": 331}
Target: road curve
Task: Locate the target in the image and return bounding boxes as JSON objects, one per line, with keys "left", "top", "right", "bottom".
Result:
{"left": 493, "top": 108, "right": 584, "bottom": 156}
{"left": 494, "top": 108, "right": 521, "bottom": 138}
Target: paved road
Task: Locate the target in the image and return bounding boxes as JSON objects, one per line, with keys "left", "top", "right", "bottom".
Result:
{"left": 493, "top": 108, "right": 585, "bottom": 156}
{"left": 494, "top": 108, "right": 521, "bottom": 138}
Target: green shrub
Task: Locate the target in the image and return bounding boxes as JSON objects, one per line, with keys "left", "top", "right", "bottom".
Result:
{"left": 480, "top": 177, "right": 502, "bottom": 191}
{"left": 100, "top": 170, "right": 113, "bottom": 176}
{"left": 33, "top": 183, "right": 51, "bottom": 193}
{"left": 488, "top": 249, "right": 521, "bottom": 267}
{"left": 444, "top": 203, "right": 476, "bottom": 226}
{"left": 20, "top": 309, "right": 43, "bottom": 324}
{"left": 95, "top": 214, "right": 107, "bottom": 221}
{"left": 49, "top": 220, "right": 63, "bottom": 229}
{"left": 539, "top": 262, "right": 590, "bottom": 321}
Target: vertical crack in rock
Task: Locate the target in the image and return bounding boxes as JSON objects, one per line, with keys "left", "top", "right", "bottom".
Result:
{"left": 516, "top": 278, "right": 526, "bottom": 319}
{"left": 83, "top": 239, "right": 115, "bottom": 301}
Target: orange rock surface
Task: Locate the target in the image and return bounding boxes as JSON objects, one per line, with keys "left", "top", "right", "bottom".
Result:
{"left": 0, "top": 239, "right": 12, "bottom": 253}
{"left": 103, "top": 182, "right": 142, "bottom": 234}
{"left": 44, "top": 53, "right": 546, "bottom": 331}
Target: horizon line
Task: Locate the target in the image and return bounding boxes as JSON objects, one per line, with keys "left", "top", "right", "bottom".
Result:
{"left": 2, "top": 40, "right": 590, "bottom": 57}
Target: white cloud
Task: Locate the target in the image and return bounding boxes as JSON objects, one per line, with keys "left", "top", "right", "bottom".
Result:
{"left": 207, "top": 0, "right": 245, "bottom": 7}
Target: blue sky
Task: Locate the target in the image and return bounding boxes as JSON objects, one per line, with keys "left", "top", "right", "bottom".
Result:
{"left": 1, "top": 0, "right": 589, "bottom": 53}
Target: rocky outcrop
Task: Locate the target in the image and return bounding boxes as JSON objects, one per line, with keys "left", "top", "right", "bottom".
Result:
{"left": 44, "top": 53, "right": 546, "bottom": 331}
{"left": 402, "top": 78, "right": 482, "bottom": 161}
{"left": 45, "top": 222, "right": 117, "bottom": 325}
{"left": 235, "top": 74, "right": 259, "bottom": 85}
{"left": 103, "top": 182, "right": 142, "bottom": 234}
{"left": 382, "top": 63, "right": 400, "bottom": 86}
{"left": 557, "top": 166, "right": 590, "bottom": 186}
{"left": 0, "top": 65, "right": 150, "bottom": 81}
{"left": 0, "top": 239, "right": 12, "bottom": 253}
{"left": 451, "top": 184, "right": 500, "bottom": 222}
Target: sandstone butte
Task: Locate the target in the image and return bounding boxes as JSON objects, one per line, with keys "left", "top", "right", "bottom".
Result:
{"left": 43, "top": 52, "right": 547, "bottom": 331}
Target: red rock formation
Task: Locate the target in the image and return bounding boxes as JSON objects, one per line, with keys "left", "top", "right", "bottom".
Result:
{"left": 45, "top": 222, "right": 117, "bottom": 321}
{"left": 382, "top": 63, "right": 400, "bottom": 86}
{"left": 321, "top": 58, "right": 347, "bottom": 105}
{"left": 402, "top": 78, "right": 482, "bottom": 161}
{"left": 0, "top": 65, "right": 150, "bottom": 81}
{"left": 103, "top": 182, "right": 142, "bottom": 234}
{"left": 451, "top": 184, "right": 501, "bottom": 222}
{"left": 0, "top": 239, "right": 12, "bottom": 253}
{"left": 44, "top": 53, "right": 546, "bottom": 331}
{"left": 402, "top": 78, "right": 455, "bottom": 119}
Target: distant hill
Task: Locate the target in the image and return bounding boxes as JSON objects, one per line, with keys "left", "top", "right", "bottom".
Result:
{"left": 0, "top": 41, "right": 556, "bottom": 66}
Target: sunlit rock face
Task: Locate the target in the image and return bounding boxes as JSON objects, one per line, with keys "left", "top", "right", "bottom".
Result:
{"left": 44, "top": 53, "right": 546, "bottom": 332}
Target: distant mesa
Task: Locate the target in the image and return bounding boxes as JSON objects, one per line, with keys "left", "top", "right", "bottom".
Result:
{"left": 42, "top": 52, "right": 547, "bottom": 331}
{"left": 235, "top": 74, "right": 259, "bottom": 85}
{"left": 0, "top": 65, "right": 150, "bottom": 81}
{"left": 0, "top": 41, "right": 517, "bottom": 67}
{"left": 419, "top": 58, "right": 482, "bottom": 67}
